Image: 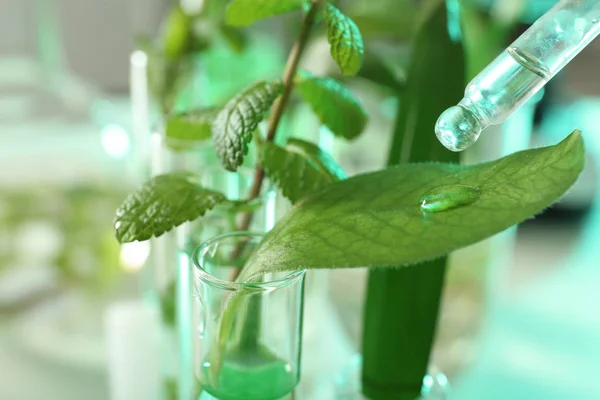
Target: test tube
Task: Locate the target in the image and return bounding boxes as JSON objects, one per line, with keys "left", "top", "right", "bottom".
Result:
{"left": 435, "top": 0, "right": 600, "bottom": 152}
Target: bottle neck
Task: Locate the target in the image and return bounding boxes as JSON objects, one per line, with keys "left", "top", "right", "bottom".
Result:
{"left": 458, "top": 97, "right": 490, "bottom": 131}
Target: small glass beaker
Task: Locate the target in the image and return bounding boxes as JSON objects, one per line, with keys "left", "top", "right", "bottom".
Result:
{"left": 145, "top": 129, "right": 274, "bottom": 400}
{"left": 192, "top": 232, "right": 306, "bottom": 400}
{"left": 334, "top": 354, "right": 450, "bottom": 400}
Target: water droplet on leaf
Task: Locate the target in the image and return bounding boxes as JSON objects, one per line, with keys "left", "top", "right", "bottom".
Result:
{"left": 420, "top": 185, "right": 480, "bottom": 213}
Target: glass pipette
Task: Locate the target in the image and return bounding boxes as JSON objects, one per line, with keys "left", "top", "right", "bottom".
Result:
{"left": 435, "top": 0, "right": 600, "bottom": 152}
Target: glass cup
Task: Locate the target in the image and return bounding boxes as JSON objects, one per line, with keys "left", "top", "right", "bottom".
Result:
{"left": 334, "top": 354, "right": 450, "bottom": 400}
{"left": 192, "top": 232, "right": 306, "bottom": 400}
{"left": 144, "top": 130, "right": 275, "bottom": 400}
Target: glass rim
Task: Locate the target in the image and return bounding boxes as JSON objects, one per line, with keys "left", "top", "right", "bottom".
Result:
{"left": 192, "top": 231, "right": 306, "bottom": 291}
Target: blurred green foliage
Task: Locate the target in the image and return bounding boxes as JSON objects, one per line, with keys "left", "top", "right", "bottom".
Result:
{"left": 1, "top": 185, "right": 127, "bottom": 292}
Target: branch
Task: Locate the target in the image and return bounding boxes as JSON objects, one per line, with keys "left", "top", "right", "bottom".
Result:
{"left": 237, "top": 0, "right": 324, "bottom": 236}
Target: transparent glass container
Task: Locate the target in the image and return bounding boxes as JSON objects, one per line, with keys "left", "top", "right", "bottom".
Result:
{"left": 146, "top": 132, "right": 275, "bottom": 400}
{"left": 285, "top": 111, "right": 356, "bottom": 399}
{"left": 192, "top": 232, "right": 306, "bottom": 400}
{"left": 178, "top": 169, "right": 277, "bottom": 400}
{"left": 334, "top": 354, "right": 450, "bottom": 400}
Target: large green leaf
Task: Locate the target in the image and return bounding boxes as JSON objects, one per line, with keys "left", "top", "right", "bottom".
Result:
{"left": 225, "top": 0, "right": 304, "bottom": 27}
{"left": 324, "top": 4, "right": 364, "bottom": 76}
{"left": 166, "top": 107, "right": 219, "bottom": 142}
{"left": 114, "top": 172, "right": 227, "bottom": 243}
{"left": 240, "top": 131, "right": 584, "bottom": 279}
{"left": 212, "top": 80, "right": 284, "bottom": 171}
{"left": 295, "top": 73, "right": 367, "bottom": 140}
{"left": 260, "top": 138, "right": 346, "bottom": 204}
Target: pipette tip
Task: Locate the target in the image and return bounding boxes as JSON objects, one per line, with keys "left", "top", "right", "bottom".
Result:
{"left": 435, "top": 105, "right": 482, "bottom": 152}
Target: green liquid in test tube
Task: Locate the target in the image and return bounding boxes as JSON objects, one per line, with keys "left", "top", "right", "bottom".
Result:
{"left": 436, "top": 0, "right": 600, "bottom": 152}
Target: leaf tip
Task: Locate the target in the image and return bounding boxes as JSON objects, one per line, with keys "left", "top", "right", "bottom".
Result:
{"left": 113, "top": 219, "right": 131, "bottom": 244}
{"left": 567, "top": 128, "right": 583, "bottom": 145}
{"left": 324, "top": 3, "right": 364, "bottom": 77}
{"left": 560, "top": 129, "right": 585, "bottom": 171}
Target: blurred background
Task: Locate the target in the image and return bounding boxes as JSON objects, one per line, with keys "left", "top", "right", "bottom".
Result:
{"left": 1, "top": 0, "right": 600, "bottom": 399}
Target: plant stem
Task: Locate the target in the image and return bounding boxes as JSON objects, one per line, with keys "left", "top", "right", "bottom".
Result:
{"left": 362, "top": 95, "right": 450, "bottom": 400}
{"left": 231, "top": 0, "right": 323, "bottom": 272}
{"left": 361, "top": 4, "right": 464, "bottom": 399}
{"left": 239, "top": 0, "right": 322, "bottom": 227}
{"left": 223, "top": 2, "right": 324, "bottom": 367}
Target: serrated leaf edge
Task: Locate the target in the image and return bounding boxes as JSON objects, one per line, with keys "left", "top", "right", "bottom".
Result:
{"left": 324, "top": 3, "right": 364, "bottom": 76}
{"left": 212, "top": 80, "right": 284, "bottom": 171}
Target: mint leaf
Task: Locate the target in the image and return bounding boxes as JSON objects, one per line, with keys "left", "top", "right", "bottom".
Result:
{"left": 260, "top": 138, "right": 345, "bottom": 204}
{"left": 212, "top": 80, "right": 284, "bottom": 171}
{"left": 165, "top": 107, "right": 219, "bottom": 143}
{"left": 161, "top": 5, "right": 193, "bottom": 59}
{"left": 225, "top": 0, "right": 304, "bottom": 27}
{"left": 285, "top": 138, "right": 347, "bottom": 181}
{"left": 324, "top": 4, "right": 364, "bottom": 76}
{"left": 295, "top": 73, "right": 367, "bottom": 140}
{"left": 240, "top": 131, "right": 585, "bottom": 279}
{"left": 114, "top": 172, "right": 227, "bottom": 243}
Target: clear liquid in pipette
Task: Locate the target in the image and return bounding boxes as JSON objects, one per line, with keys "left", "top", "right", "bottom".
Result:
{"left": 435, "top": 48, "right": 548, "bottom": 152}
{"left": 435, "top": 4, "right": 600, "bottom": 152}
